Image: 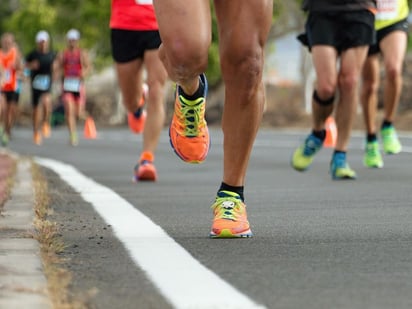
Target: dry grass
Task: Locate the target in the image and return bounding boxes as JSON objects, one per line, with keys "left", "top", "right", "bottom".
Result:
{"left": 31, "top": 161, "right": 94, "bottom": 309}
{"left": 0, "top": 154, "right": 17, "bottom": 213}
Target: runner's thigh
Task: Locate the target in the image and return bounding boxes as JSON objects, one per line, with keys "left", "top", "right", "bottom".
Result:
{"left": 153, "top": 0, "right": 211, "bottom": 51}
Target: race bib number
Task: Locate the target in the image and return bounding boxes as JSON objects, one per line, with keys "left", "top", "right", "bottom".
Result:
{"left": 136, "top": 0, "right": 153, "bottom": 4}
{"left": 63, "top": 77, "right": 81, "bottom": 92}
{"left": 4, "top": 69, "right": 11, "bottom": 83}
{"left": 376, "top": 0, "right": 398, "bottom": 20}
{"left": 32, "top": 74, "right": 50, "bottom": 91}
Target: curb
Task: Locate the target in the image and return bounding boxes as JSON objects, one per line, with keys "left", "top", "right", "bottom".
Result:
{"left": 0, "top": 153, "right": 52, "bottom": 309}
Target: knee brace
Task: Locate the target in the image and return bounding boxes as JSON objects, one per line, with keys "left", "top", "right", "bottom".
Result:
{"left": 313, "top": 90, "right": 335, "bottom": 106}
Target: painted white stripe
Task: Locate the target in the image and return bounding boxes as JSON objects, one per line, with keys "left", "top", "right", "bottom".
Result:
{"left": 36, "top": 157, "right": 266, "bottom": 309}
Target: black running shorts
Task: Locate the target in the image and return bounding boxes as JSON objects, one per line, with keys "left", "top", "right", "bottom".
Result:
{"left": 303, "top": 10, "right": 376, "bottom": 53}
{"left": 111, "top": 29, "right": 162, "bottom": 63}
{"left": 2, "top": 91, "right": 19, "bottom": 104}
{"left": 368, "top": 19, "right": 409, "bottom": 55}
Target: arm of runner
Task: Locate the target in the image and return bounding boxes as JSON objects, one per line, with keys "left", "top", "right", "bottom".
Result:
{"left": 80, "top": 49, "right": 91, "bottom": 79}
{"left": 53, "top": 51, "right": 63, "bottom": 82}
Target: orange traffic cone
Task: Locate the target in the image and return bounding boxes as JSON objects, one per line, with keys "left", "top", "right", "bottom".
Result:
{"left": 324, "top": 116, "right": 337, "bottom": 148}
{"left": 84, "top": 116, "right": 97, "bottom": 139}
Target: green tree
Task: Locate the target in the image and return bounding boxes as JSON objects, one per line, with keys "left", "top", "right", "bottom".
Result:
{"left": 0, "top": 0, "right": 285, "bottom": 85}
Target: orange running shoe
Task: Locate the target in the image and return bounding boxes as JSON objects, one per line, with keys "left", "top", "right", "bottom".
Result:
{"left": 42, "top": 122, "right": 51, "bottom": 138}
{"left": 33, "top": 131, "right": 42, "bottom": 145}
{"left": 169, "top": 74, "right": 210, "bottom": 163}
{"left": 134, "top": 151, "right": 157, "bottom": 181}
{"left": 210, "top": 190, "right": 252, "bottom": 238}
{"left": 128, "top": 96, "right": 147, "bottom": 134}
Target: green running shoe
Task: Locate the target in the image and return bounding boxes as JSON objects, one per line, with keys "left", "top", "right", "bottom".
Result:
{"left": 381, "top": 126, "right": 402, "bottom": 154}
{"left": 330, "top": 152, "right": 356, "bottom": 180}
{"left": 291, "top": 133, "right": 323, "bottom": 171}
{"left": 364, "top": 141, "right": 383, "bottom": 168}
{"left": 1, "top": 133, "right": 9, "bottom": 147}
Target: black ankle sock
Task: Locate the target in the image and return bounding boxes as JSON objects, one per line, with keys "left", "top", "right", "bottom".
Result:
{"left": 133, "top": 107, "right": 143, "bottom": 117}
{"left": 179, "top": 76, "right": 204, "bottom": 100}
{"left": 381, "top": 120, "right": 392, "bottom": 129}
{"left": 219, "top": 182, "right": 244, "bottom": 202}
{"left": 333, "top": 150, "right": 346, "bottom": 156}
{"left": 367, "top": 133, "right": 377, "bottom": 142}
{"left": 312, "top": 129, "right": 326, "bottom": 141}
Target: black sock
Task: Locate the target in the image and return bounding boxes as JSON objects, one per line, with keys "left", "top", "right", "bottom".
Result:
{"left": 333, "top": 150, "right": 346, "bottom": 156}
{"left": 179, "top": 76, "right": 204, "bottom": 100}
{"left": 312, "top": 129, "right": 326, "bottom": 141}
{"left": 367, "top": 133, "right": 377, "bottom": 142}
{"left": 381, "top": 120, "right": 392, "bottom": 129}
{"left": 218, "top": 182, "right": 244, "bottom": 202}
{"left": 133, "top": 107, "right": 143, "bottom": 117}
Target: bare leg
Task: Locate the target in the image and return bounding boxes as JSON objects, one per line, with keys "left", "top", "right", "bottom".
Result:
{"left": 336, "top": 46, "right": 369, "bottom": 151}
{"left": 142, "top": 49, "right": 167, "bottom": 154}
{"left": 361, "top": 55, "right": 380, "bottom": 135}
{"left": 311, "top": 46, "right": 339, "bottom": 130}
{"left": 115, "top": 59, "right": 144, "bottom": 114}
{"left": 214, "top": 0, "right": 273, "bottom": 186}
{"left": 65, "top": 98, "right": 76, "bottom": 136}
{"left": 42, "top": 93, "right": 52, "bottom": 126}
{"left": 153, "top": 0, "right": 211, "bottom": 95}
{"left": 380, "top": 31, "right": 407, "bottom": 122}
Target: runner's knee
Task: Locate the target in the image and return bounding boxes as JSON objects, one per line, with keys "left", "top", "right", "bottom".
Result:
{"left": 313, "top": 90, "right": 335, "bottom": 106}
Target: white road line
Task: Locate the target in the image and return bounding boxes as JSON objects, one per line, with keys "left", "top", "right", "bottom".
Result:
{"left": 36, "top": 157, "right": 266, "bottom": 309}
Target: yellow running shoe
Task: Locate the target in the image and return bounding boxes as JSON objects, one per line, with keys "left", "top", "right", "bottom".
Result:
{"left": 70, "top": 132, "right": 78, "bottom": 146}
{"left": 381, "top": 126, "right": 402, "bottom": 154}
{"left": 363, "top": 140, "right": 383, "bottom": 168}
{"left": 330, "top": 152, "right": 357, "bottom": 180}
{"left": 210, "top": 191, "right": 252, "bottom": 238}
{"left": 291, "top": 133, "right": 323, "bottom": 171}
{"left": 169, "top": 74, "right": 210, "bottom": 163}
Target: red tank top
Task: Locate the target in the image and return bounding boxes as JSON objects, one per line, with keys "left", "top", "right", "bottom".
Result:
{"left": 0, "top": 47, "right": 18, "bottom": 91}
{"left": 63, "top": 49, "right": 82, "bottom": 77}
{"left": 110, "top": 0, "right": 158, "bottom": 30}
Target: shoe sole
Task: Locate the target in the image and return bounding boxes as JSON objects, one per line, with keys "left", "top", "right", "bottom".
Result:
{"left": 384, "top": 150, "right": 402, "bottom": 155}
{"left": 364, "top": 164, "right": 383, "bottom": 169}
{"left": 136, "top": 172, "right": 157, "bottom": 181}
{"left": 209, "top": 228, "right": 253, "bottom": 238}
{"left": 331, "top": 175, "right": 357, "bottom": 180}
{"left": 134, "top": 167, "right": 157, "bottom": 182}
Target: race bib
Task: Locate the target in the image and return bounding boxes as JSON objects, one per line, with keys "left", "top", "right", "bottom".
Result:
{"left": 376, "top": 0, "right": 398, "bottom": 20}
{"left": 4, "top": 69, "right": 11, "bottom": 83}
{"left": 32, "top": 74, "right": 50, "bottom": 91}
{"left": 136, "top": 0, "right": 153, "bottom": 4}
{"left": 63, "top": 77, "right": 81, "bottom": 92}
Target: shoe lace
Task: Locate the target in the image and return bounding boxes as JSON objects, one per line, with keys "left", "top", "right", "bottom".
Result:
{"left": 177, "top": 95, "right": 205, "bottom": 136}
{"left": 366, "top": 143, "right": 379, "bottom": 157}
{"left": 134, "top": 160, "right": 152, "bottom": 171}
{"left": 212, "top": 195, "right": 243, "bottom": 221}
{"left": 303, "top": 136, "right": 321, "bottom": 156}
{"left": 331, "top": 153, "right": 346, "bottom": 169}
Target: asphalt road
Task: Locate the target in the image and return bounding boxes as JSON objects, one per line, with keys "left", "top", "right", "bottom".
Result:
{"left": 7, "top": 126, "right": 412, "bottom": 309}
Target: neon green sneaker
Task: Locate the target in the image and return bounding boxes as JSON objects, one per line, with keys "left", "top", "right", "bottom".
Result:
{"left": 381, "top": 126, "right": 402, "bottom": 154}
{"left": 1, "top": 133, "right": 9, "bottom": 147}
{"left": 330, "top": 152, "right": 356, "bottom": 180}
{"left": 291, "top": 133, "right": 323, "bottom": 171}
{"left": 363, "top": 141, "right": 383, "bottom": 168}
{"left": 70, "top": 132, "right": 78, "bottom": 146}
